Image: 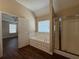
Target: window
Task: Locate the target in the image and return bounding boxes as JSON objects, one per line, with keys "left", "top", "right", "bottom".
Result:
{"left": 38, "top": 20, "right": 50, "bottom": 32}
{"left": 9, "top": 24, "right": 17, "bottom": 33}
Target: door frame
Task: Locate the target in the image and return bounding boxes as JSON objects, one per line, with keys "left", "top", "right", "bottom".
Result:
{"left": 0, "top": 11, "right": 19, "bottom": 57}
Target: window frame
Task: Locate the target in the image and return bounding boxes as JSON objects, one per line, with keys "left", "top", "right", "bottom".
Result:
{"left": 36, "top": 19, "right": 50, "bottom": 33}
{"left": 9, "top": 24, "right": 17, "bottom": 34}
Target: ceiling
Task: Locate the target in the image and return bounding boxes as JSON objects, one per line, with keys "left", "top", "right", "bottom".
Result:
{"left": 16, "top": 0, "right": 48, "bottom": 11}
{"left": 53, "top": 0, "right": 79, "bottom": 13}
{"left": 16, "top": 0, "right": 49, "bottom": 17}
{"left": 16, "top": 0, "right": 79, "bottom": 16}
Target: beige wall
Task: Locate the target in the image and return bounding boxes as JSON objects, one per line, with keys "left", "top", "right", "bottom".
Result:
{"left": 0, "top": 0, "right": 33, "bottom": 18}
{"left": 56, "top": 4, "right": 79, "bottom": 16}
{"left": 53, "top": 0, "right": 79, "bottom": 16}
{"left": 53, "top": 0, "right": 79, "bottom": 12}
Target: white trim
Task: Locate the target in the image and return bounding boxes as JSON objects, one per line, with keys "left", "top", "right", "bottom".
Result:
{"left": 0, "top": 11, "right": 18, "bottom": 17}
{"left": 54, "top": 49, "right": 79, "bottom": 59}
{"left": 0, "top": 12, "right": 3, "bottom": 57}
{"left": 0, "top": 11, "right": 24, "bottom": 18}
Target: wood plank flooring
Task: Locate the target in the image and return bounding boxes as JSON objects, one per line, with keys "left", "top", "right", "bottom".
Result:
{"left": 0, "top": 38, "right": 69, "bottom": 59}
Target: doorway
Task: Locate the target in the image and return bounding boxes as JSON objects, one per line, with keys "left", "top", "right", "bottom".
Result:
{"left": 2, "top": 13, "right": 18, "bottom": 58}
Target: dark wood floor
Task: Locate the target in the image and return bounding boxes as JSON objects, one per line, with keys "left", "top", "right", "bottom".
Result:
{"left": 0, "top": 37, "right": 69, "bottom": 59}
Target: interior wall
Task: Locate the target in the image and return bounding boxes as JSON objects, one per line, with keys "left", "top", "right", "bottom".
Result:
{"left": 53, "top": 0, "right": 79, "bottom": 12}
{"left": 56, "top": 4, "right": 79, "bottom": 16}
{"left": 53, "top": 0, "right": 79, "bottom": 16}
{"left": 0, "top": 0, "right": 33, "bottom": 18}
